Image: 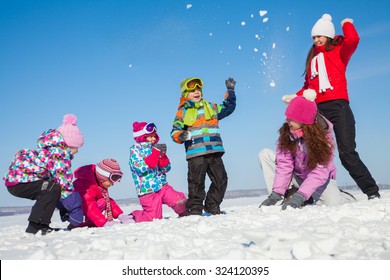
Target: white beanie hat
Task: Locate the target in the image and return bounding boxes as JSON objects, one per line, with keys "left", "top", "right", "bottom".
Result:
{"left": 311, "top": 14, "right": 335, "bottom": 39}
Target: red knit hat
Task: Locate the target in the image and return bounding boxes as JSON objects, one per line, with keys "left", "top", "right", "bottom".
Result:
{"left": 132, "top": 121, "right": 160, "bottom": 143}
{"left": 285, "top": 95, "right": 317, "bottom": 125}
{"left": 95, "top": 159, "right": 123, "bottom": 184}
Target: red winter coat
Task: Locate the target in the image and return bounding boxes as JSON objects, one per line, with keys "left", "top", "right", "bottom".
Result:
{"left": 73, "top": 164, "right": 123, "bottom": 227}
{"left": 296, "top": 22, "right": 359, "bottom": 104}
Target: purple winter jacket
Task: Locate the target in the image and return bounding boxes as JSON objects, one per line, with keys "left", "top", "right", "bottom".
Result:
{"left": 272, "top": 117, "right": 336, "bottom": 200}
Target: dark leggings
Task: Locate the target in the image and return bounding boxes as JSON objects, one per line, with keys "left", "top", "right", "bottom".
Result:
{"left": 318, "top": 100, "right": 379, "bottom": 196}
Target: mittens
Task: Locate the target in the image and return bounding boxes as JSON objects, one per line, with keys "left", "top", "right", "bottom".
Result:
{"left": 144, "top": 147, "right": 160, "bottom": 168}
{"left": 282, "top": 94, "right": 297, "bottom": 104}
{"left": 118, "top": 213, "right": 135, "bottom": 224}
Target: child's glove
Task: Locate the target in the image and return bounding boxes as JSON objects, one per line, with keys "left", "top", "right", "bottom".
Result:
{"left": 282, "top": 94, "right": 297, "bottom": 104}
{"left": 341, "top": 18, "right": 353, "bottom": 26}
{"left": 118, "top": 213, "right": 135, "bottom": 224}
{"left": 178, "top": 131, "right": 191, "bottom": 142}
{"left": 281, "top": 192, "right": 306, "bottom": 210}
{"left": 104, "top": 220, "right": 119, "bottom": 227}
{"left": 155, "top": 143, "right": 167, "bottom": 154}
{"left": 225, "top": 77, "right": 236, "bottom": 91}
{"left": 58, "top": 192, "right": 84, "bottom": 226}
{"left": 259, "top": 191, "right": 283, "bottom": 207}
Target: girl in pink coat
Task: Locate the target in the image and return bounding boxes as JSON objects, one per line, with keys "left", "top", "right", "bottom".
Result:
{"left": 74, "top": 159, "right": 134, "bottom": 227}
{"left": 259, "top": 90, "right": 354, "bottom": 209}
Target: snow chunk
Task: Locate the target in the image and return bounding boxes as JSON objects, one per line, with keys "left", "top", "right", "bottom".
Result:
{"left": 272, "top": 43, "right": 276, "bottom": 49}
{"left": 263, "top": 18, "right": 269, "bottom": 23}
{"left": 186, "top": 4, "right": 192, "bottom": 9}
{"left": 241, "top": 21, "right": 246, "bottom": 26}
{"left": 286, "top": 26, "right": 290, "bottom": 32}
{"left": 259, "top": 10, "right": 268, "bottom": 17}
{"left": 270, "top": 80, "right": 276, "bottom": 87}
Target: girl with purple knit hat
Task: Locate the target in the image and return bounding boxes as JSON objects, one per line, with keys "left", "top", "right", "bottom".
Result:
{"left": 3, "top": 114, "right": 84, "bottom": 235}
{"left": 129, "top": 122, "right": 187, "bottom": 222}
{"left": 258, "top": 90, "right": 355, "bottom": 210}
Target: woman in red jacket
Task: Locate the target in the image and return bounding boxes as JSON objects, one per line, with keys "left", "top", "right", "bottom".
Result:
{"left": 74, "top": 158, "right": 134, "bottom": 227}
{"left": 284, "top": 14, "right": 380, "bottom": 200}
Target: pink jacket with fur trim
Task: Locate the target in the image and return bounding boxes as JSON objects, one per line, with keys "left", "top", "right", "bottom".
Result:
{"left": 272, "top": 117, "right": 336, "bottom": 200}
{"left": 296, "top": 21, "right": 359, "bottom": 104}
{"left": 73, "top": 164, "right": 123, "bottom": 227}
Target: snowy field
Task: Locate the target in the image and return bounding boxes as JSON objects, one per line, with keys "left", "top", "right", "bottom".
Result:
{"left": 1, "top": 189, "right": 389, "bottom": 261}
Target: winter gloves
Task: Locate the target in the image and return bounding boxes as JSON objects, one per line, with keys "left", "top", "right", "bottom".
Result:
{"left": 260, "top": 190, "right": 307, "bottom": 210}
{"left": 57, "top": 192, "right": 84, "bottom": 226}
{"left": 155, "top": 143, "right": 167, "bottom": 154}
{"left": 178, "top": 131, "right": 191, "bottom": 142}
{"left": 260, "top": 191, "right": 283, "bottom": 207}
{"left": 281, "top": 192, "right": 306, "bottom": 210}
{"left": 225, "top": 77, "right": 236, "bottom": 91}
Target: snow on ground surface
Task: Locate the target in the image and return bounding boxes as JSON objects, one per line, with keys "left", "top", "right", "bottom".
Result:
{"left": 1, "top": 189, "right": 389, "bottom": 260}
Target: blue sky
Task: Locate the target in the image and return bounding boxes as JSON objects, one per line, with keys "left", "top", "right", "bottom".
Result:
{"left": 1, "top": 0, "right": 390, "bottom": 207}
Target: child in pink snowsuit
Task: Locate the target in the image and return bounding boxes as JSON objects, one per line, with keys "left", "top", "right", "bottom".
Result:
{"left": 73, "top": 158, "right": 134, "bottom": 227}
{"left": 129, "top": 122, "right": 187, "bottom": 222}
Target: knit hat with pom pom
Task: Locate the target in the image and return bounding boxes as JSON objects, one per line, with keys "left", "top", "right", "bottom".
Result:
{"left": 57, "top": 114, "right": 84, "bottom": 148}
{"left": 311, "top": 14, "right": 335, "bottom": 39}
{"left": 285, "top": 89, "right": 317, "bottom": 125}
{"left": 132, "top": 121, "right": 159, "bottom": 144}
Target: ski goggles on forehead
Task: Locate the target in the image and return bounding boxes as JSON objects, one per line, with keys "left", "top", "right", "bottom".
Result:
{"left": 95, "top": 166, "right": 123, "bottom": 183}
{"left": 133, "top": 122, "right": 157, "bottom": 137}
{"left": 181, "top": 78, "right": 203, "bottom": 93}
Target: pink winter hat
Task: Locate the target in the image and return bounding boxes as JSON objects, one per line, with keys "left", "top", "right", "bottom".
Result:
{"left": 132, "top": 121, "right": 159, "bottom": 143}
{"left": 57, "top": 114, "right": 84, "bottom": 148}
{"left": 285, "top": 95, "right": 317, "bottom": 125}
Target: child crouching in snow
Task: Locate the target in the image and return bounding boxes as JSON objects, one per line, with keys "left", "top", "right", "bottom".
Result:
{"left": 72, "top": 159, "right": 134, "bottom": 227}
{"left": 129, "top": 122, "right": 187, "bottom": 222}
{"left": 259, "top": 90, "right": 355, "bottom": 210}
{"left": 3, "top": 114, "right": 84, "bottom": 235}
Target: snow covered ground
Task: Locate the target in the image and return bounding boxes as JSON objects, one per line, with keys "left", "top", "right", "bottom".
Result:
{"left": 1, "top": 189, "right": 389, "bottom": 261}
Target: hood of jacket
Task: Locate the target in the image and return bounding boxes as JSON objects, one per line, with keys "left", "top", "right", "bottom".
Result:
{"left": 73, "top": 164, "right": 99, "bottom": 192}
{"left": 37, "top": 129, "right": 68, "bottom": 149}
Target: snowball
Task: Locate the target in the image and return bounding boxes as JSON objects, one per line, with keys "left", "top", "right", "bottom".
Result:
{"left": 259, "top": 10, "right": 268, "bottom": 17}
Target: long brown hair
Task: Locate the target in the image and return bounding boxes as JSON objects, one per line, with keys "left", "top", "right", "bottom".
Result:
{"left": 277, "top": 115, "right": 334, "bottom": 170}
{"left": 303, "top": 37, "right": 342, "bottom": 76}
